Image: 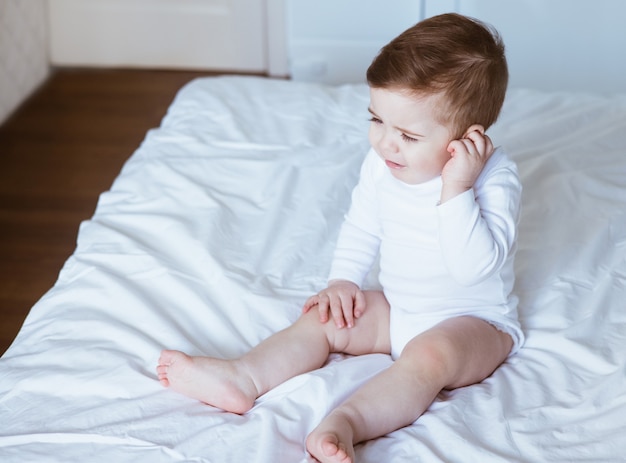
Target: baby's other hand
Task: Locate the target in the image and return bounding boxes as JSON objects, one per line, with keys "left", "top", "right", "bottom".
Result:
{"left": 302, "top": 280, "right": 365, "bottom": 329}
{"left": 441, "top": 125, "right": 494, "bottom": 203}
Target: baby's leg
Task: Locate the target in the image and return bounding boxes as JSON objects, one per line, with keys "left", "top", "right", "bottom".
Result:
{"left": 157, "top": 291, "right": 391, "bottom": 414}
{"left": 305, "top": 316, "right": 512, "bottom": 463}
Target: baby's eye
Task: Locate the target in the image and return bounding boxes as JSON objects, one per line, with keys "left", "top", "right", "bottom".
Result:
{"left": 401, "top": 133, "right": 418, "bottom": 143}
{"left": 368, "top": 116, "right": 383, "bottom": 124}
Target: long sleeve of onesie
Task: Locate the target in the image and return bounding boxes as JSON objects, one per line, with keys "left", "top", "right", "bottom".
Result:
{"left": 437, "top": 151, "right": 521, "bottom": 286}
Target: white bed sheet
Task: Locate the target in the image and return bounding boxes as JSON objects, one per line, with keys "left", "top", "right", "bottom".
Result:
{"left": 1, "top": 76, "right": 625, "bottom": 462}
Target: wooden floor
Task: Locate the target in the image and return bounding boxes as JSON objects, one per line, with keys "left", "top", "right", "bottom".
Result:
{"left": 0, "top": 68, "right": 217, "bottom": 355}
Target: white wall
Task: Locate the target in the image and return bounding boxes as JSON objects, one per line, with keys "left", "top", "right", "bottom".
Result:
{"left": 287, "top": 0, "right": 423, "bottom": 84}
{"left": 428, "top": 0, "right": 626, "bottom": 94}
{"left": 288, "top": 0, "right": 626, "bottom": 94}
{"left": 0, "top": 0, "right": 50, "bottom": 125}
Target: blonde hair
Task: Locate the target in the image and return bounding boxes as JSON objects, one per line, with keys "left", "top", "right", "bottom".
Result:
{"left": 366, "top": 13, "right": 508, "bottom": 138}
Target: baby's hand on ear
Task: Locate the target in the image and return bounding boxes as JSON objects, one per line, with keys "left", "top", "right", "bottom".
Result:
{"left": 440, "top": 127, "right": 494, "bottom": 203}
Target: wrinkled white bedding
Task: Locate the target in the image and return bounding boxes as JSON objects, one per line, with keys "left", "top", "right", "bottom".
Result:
{"left": 1, "top": 76, "right": 625, "bottom": 462}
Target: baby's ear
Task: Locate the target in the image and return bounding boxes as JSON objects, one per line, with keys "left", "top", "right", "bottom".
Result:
{"left": 463, "top": 124, "right": 485, "bottom": 138}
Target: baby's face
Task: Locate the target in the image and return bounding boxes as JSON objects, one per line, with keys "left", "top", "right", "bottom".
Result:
{"left": 368, "top": 87, "right": 453, "bottom": 185}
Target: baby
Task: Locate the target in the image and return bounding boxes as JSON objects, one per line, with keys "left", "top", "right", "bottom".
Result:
{"left": 158, "top": 13, "right": 524, "bottom": 463}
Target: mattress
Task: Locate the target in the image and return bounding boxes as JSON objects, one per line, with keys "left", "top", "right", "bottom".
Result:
{"left": 1, "top": 76, "right": 625, "bottom": 462}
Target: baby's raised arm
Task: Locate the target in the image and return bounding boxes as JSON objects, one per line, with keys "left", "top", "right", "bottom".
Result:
{"left": 438, "top": 130, "right": 521, "bottom": 285}
{"left": 302, "top": 280, "right": 366, "bottom": 329}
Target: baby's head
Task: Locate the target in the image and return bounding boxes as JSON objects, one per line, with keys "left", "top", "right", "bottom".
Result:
{"left": 366, "top": 13, "right": 508, "bottom": 139}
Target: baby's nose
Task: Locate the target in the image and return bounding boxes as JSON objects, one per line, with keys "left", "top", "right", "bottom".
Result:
{"left": 379, "top": 133, "right": 399, "bottom": 154}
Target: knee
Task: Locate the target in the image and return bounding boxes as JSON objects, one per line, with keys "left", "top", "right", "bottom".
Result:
{"left": 296, "top": 308, "right": 347, "bottom": 352}
{"left": 397, "top": 333, "right": 461, "bottom": 388}
{"left": 398, "top": 318, "right": 512, "bottom": 390}
{"left": 297, "top": 308, "right": 329, "bottom": 334}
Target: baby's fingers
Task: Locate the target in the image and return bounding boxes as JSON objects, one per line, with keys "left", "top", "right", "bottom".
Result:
{"left": 466, "top": 130, "right": 494, "bottom": 158}
{"left": 339, "top": 293, "right": 356, "bottom": 328}
{"left": 447, "top": 139, "right": 470, "bottom": 157}
{"left": 302, "top": 295, "right": 319, "bottom": 314}
{"left": 329, "top": 294, "right": 349, "bottom": 328}
{"left": 316, "top": 293, "right": 332, "bottom": 323}
{"left": 353, "top": 290, "right": 366, "bottom": 319}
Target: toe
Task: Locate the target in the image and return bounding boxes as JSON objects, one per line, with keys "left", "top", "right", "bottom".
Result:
{"left": 158, "top": 349, "right": 178, "bottom": 365}
{"left": 159, "top": 377, "right": 170, "bottom": 387}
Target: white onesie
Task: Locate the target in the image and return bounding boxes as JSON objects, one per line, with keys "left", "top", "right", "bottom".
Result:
{"left": 328, "top": 147, "right": 524, "bottom": 359}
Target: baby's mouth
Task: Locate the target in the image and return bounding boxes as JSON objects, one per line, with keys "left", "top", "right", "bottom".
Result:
{"left": 385, "top": 159, "right": 405, "bottom": 169}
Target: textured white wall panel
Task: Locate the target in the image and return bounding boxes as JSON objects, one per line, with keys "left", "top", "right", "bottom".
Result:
{"left": 448, "top": 0, "right": 626, "bottom": 93}
{"left": 0, "top": 0, "right": 49, "bottom": 125}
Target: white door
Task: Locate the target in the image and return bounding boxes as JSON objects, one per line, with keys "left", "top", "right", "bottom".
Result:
{"left": 48, "top": 0, "right": 278, "bottom": 73}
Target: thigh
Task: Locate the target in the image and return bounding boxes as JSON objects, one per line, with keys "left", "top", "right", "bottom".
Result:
{"left": 306, "top": 290, "right": 391, "bottom": 356}
{"left": 399, "top": 316, "right": 513, "bottom": 390}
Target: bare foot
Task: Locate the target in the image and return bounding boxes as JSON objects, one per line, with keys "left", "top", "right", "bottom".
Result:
{"left": 306, "top": 411, "right": 356, "bottom": 463}
{"left": 157, "top": 350, "right": 258, "bottom": 414}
